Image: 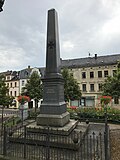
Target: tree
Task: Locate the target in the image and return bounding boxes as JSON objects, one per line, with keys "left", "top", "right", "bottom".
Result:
{"left": 0, "top": 74, "right": 14, "bottom": 107}
{"left": 0, "top": 74, "right": 14, "bottom": 129}
{"left": 61, "top": 68, "right": 81, "bottom": 102}
{"left": 0, "top": 0, "right": 5, "bottom": 12}
{"left": 102, "top": 62, "right": 120, "bottom": 99}
{"left": 22, "top": 71, "right": 43, "bottom": 112}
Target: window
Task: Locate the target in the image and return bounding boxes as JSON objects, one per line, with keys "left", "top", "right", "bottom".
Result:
{"left": 113, "top": 70, "right": 117, "bottom": 76}
{"left": 10, "top": 91, "right": 12, "bottom": 96}
{"left": 82, "top": 84, "right": 86, "bottom": 92}
{"left": 71, "top": 73, "right": 73, "bottom": 77}
{"left": 104, "top": 70, "right": 108, "bottom": 77}
{"left": 2, "top": 77, "right": 5, "bottom": 81}
{"left": 7, "top": 83, "right": 9, "bottom": 87}
{"left": 90, "top": 72, "right": 94, "bottom": 78}
{"left": 82, "top": 72, "right": 86, "bottom": 79}
{"left": 22, "top": 80, "right": 25, "bottom": 86}
{"left": 114, "top": 97, "right": 119, "bottom": 104}
{"left": 80, "top": 98, "right": 86, "bottom": 106}
{"left": 14, "top": 91, "right": 17, "bottom": 97}
{"left": 7, "top": 76, "right": 10, "bottom": 80}
{"left": 98, "top": 84, "right": 102, "bottom": 91}
{"left": 90, "top": 84, "right": 94, "bottom": 91}
{"left": 15, "top": 82, "right": 17, "bottom": 87}
{"left": 11, "top": 83, "right": 12, "bottom": 87}
{"left": 25, "top": 71, "right": 29, "bottom": 76}
{"left": 98, "top": 71, "right": 102, "bottom": 78}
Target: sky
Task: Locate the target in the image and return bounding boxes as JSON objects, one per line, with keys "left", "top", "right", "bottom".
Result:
{"left": 0, "top": 0, "right": 120, "bottom": 72}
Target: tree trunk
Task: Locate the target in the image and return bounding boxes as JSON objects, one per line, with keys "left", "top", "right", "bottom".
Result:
{"left": 1, "top": 106, "right": 4, "bottom": 131}
{"left": 35, "top": 99, "right": 38, "bottom": 113}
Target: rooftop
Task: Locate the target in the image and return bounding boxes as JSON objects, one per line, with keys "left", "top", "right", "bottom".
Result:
{"left": 61, "top": 54, "right": 120, "bottom": 68}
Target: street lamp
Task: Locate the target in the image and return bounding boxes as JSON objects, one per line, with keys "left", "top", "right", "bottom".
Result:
{"left": 0, "top": 0, "right": 5, "bottom": 12}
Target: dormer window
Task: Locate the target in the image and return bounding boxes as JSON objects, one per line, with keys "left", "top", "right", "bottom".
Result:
{"left": 7, "top": 76, "right": 10, "bottom": 80}
{"left": 24, "top": 71, "right": 29, "bottom": 78}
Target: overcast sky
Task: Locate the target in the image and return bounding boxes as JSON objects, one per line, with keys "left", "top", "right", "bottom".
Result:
{"left": 0, "top": 0, "right": 120, "bottom": 72}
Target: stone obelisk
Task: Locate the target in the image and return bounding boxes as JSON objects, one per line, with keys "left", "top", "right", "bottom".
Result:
{"left": 37, "top": 9, "right": 70, "bottom": 127}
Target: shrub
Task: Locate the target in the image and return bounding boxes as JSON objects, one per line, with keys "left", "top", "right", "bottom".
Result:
{"left": 67, "top": 106, "right": 120, "bottom": 124}
{"left": 28, "top": 110, "right": 40, "bottom": 119}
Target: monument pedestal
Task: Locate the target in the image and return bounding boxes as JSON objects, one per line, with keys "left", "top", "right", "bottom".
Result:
{"left": 37, "top": 74, "right": 70, "bottom": 127}
{"left": 36, "top": 112, "right": 70, "bottom": 127}
{"left": 27, "top": 119, "right": 78, "bottom": 135}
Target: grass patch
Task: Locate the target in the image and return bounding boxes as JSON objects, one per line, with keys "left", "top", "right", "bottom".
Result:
{"left": 4, "top": 116, "right": 21, "bottom": 127}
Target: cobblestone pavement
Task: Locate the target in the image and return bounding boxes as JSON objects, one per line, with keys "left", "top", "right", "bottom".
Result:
{"left": 109, "top": 124, "right": 120, "bottom": 160}
{"left": 86, "top": 122, "right": 120, "bottom": 160}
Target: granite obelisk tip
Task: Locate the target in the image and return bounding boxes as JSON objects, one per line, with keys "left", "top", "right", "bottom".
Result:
{"left": 45, "top": 9, "right": 61, "bottom": 78}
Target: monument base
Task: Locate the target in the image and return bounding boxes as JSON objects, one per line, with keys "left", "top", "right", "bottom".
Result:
{"left": 27, "top": 119, "right": 78, "bottom": 135}
{"left": 36, "top": 112, "right": 70, "bottom": 127}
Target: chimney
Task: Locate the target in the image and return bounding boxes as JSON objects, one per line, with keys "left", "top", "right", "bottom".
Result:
{"left": 28, "top": 65, "right": 30, "bottom": 69}
{"left": 95, "top": 54, "right": 97, "bottom": 60}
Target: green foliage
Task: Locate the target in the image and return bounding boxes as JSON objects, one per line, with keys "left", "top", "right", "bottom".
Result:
{"left": 102, "top": 62, "right": 120, "bottom": 98}
{"left": 22, "top": 71, "right": 43, "bottom": 111}
{"left": 67, "top": 107, "right": 120, "bottom": 123}
{"left": 22, "top": 71, "right": 43, "bottom": 100}
{"left": 62, "top": 68, "right": 81, "bottom": 102}
{"left": 28, "top": 109, "right": 40, "bottom": 119}
{"left": 4, "top": 116, "right": 21, "bottom": 127}
{"left": 0, "top": 75, "right": 14, "bottom": 107}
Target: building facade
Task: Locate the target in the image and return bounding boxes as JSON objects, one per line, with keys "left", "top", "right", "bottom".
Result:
{"left": 0, "top": 70, "right": 20, "bottom": 108}
{"left": 61, "top": 54, "right": 120, "bottom": 108}
{"left": 0, "top": 54, "right": 119, "bottom": 109}
{"left": 0, "top": 66, "right": 42, "bottom": 109}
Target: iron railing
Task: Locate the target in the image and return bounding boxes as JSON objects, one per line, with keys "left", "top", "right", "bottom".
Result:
{"left": 0, "top": 124, "right": 109, "bottom": 160}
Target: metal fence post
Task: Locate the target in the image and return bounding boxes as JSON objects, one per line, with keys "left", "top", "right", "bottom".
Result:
{"left": 24, "top": 126, "right": 26, "bottom": 159}
{"left": 104, "top": 105, "right": 108, "bottom": 160}
{"left": 1, "top": 106, "right": 4, "bottom": 132}
{"left": 3, "top": 125, "right": 7, "bottom": 156}
{"left": 46, "top": 126, "right": 50, "bottom": 160}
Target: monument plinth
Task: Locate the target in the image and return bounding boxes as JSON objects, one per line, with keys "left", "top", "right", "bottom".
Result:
{"left": 36, "top": 9, "right": 70, "bottom": 127}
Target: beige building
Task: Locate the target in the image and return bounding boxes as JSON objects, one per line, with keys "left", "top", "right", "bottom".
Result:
{"left": 1, "top": 70, "right": 20, "bottom": 108}
{"left": 6, "top": 71, "right": 20, "bottom": 108}
{"left": 61, "top": 54, "right": 120, "bottom": 108}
